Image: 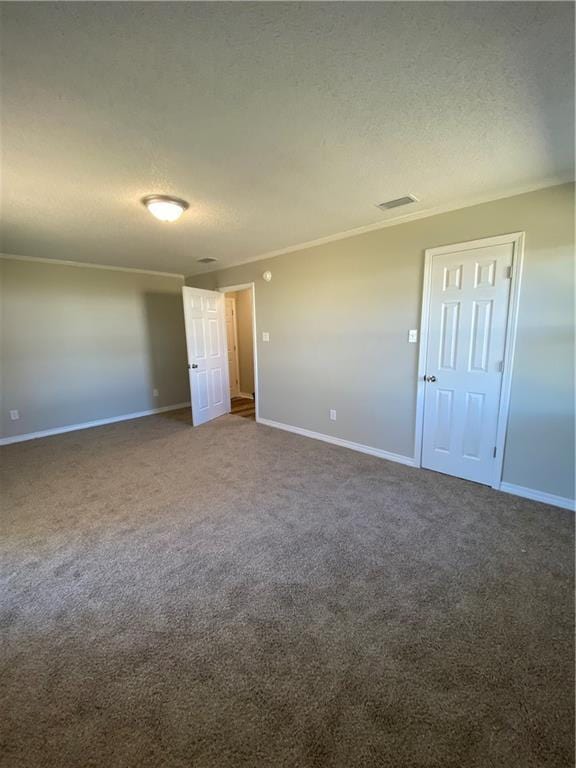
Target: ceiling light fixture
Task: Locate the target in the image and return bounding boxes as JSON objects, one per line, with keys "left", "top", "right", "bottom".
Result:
{"left": 142, "top": 195, "right": 189, "bottom": 222}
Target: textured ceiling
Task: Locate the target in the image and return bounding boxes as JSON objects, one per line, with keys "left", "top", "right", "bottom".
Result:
{"left": 1, "top": 2, "right": 574, "bottom": 275}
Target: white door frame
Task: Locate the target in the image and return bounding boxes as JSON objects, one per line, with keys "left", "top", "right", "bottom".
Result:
{"left": 414, "top": 231, "right": 525, "bottom": 490}
{"left": 218, "top": 283, "right": 259, "bottom": 422}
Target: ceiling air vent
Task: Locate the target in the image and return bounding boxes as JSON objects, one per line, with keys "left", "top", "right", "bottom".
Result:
{"left": 197, "top": 257, "right": 218, "bottom": 264}
{"left": 376, "top": 194, "right": 418, "bottom": 211}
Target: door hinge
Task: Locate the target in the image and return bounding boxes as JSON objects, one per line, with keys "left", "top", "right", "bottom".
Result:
{"left": 504, "top": 266, "right": 512, "bottom": 279}
{"left": 493, "top": 446, "right": 497, "bottom": 458}
{"left": 496, "top": 360, "right": 504, "bottom": 372}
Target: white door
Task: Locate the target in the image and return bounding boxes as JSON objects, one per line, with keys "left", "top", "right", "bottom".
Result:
{"left": 421, "top": 241, "right": 514, "bottom": 485}
{"left": 182, "top": 287, "right": 230, "bottom": 426}
{"left": 225, "top": 297, "right": 240, "bottom": 397}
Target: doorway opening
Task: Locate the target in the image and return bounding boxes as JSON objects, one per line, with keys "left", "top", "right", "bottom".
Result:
{"left": 221, "top": 284, "right": 257, "bottom": 421}
{"left": 182, "top": 282, "right": 258, "bottom": 426}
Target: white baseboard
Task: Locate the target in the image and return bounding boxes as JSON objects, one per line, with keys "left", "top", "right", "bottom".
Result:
{"left": 499, "top": 482, "right": 575, "bottom": 512}
{"left": 256, "top": 417, "right": 416, "bottom": 467}
{"left": 238, "top": 392, "right": 255, "bottom": 400}
{"left": 5, "top": 408, "right": 571, "bottom": 511}
{"left": 256, "top": 419, "right": 574, "bottom": 508}
{"left": 0, "top": 402, "right": 191, "bottom": 446}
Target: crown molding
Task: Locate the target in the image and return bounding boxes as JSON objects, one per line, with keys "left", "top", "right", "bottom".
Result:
{"left": 2, "top": 178, "right": 572, "bottom": 279}
{"left": 189, "top": 176, "right": 574, "bottom": 276}
{"left": 0, "top": 253, "right": 185, "bottom": 280}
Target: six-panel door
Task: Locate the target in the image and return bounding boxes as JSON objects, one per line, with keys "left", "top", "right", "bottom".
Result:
{"left": 182, "top": 287, "right": 230, "bottom": 426}
{"left": 421, "top": 243, "right": 513, "bottom": 485}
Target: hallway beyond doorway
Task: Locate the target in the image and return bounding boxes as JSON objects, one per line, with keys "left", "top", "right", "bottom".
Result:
{"left": 231, "top": 396, "right": 255, "bottom": 420}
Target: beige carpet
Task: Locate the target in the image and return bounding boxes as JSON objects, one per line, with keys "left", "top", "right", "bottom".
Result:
{"left": 1, "top": 409, "right": 574, "bottom": 768}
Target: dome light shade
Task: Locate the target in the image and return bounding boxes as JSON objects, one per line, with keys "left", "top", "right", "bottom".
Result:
{"left": 142, "top": 195, "right": 189, "bottom": 222}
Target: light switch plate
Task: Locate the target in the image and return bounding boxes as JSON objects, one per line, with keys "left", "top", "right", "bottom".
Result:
{"left": 329, "top": 409, "right": 337, "bottom": 421}
{"left": 262, "top": 332, "right": 270, "bottom": 342}
{"left": 408, "top": 329, "right": 418, "bottom": 343}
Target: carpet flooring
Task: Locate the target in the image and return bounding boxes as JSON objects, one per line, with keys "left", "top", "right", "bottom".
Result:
{"left": 1, "top": 409, "right": 574, "bottom": 768}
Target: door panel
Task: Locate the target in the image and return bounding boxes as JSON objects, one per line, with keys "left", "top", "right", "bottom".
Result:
{"left": 439, "top": 301, "right": 459, "bottom": 369}
{"left": 208, "top": 318, "right": 220, "bottom": 357}
{"left": 433, "top": 389, "right": 454, "bottom": 452}
{"left": 475, "top": 259, "right": 496, "bottom": 287}
{"left": 421, "top": 242, "right": 513, "bottom": 484}
{"left": 192, "top": 319, "right": 206, "bottom": 359}
{"left": 462, "top": 392, "right": 485, "bottom": 459}
{"left": 469, "top": 300, "right": 492, "bottom": 372}
{"left": 182, "top": 287, "right": 230, "bottom": 426}
{"left": 197, "top": 371, "right": 209, "bottom": 410}
{"left": 211, "top": 367, "right": 224, "bottom": 406}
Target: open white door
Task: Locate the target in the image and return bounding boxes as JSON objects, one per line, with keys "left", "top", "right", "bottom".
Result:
{"left": 182, "top": 286, "right": 230, "bottom": 426}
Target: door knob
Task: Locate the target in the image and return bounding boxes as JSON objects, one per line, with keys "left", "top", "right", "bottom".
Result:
{"left": 189, "top": 363, "right": 198, "bottom": 369}
{"left": 424, "top": 375, "right": 437, "bottom": 383}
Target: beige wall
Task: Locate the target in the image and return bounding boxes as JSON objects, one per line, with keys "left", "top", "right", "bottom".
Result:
{"left": 1, "top": 259, "right": 189, "bottom": 439}
{"left": 188, "top": 183, "right": 575, "bottom": 501}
